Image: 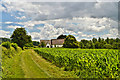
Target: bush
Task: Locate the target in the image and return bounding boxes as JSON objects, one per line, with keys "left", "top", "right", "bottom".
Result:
{"left": 2, "top": 43, "right": 22, "bottom": 59}
{"left": 34, "top": 46, "right": 38, "bottom": 48}
{"left": 112, "top": 42, "right": 120, "bottom": 49}
{"left": 2, "top": 41, "right": 11, "bottom": 49}
{"left": 2, "top": 46, "right": 16, "bottom": 58}
{"left": 24, "top": 43, "right": 33, "bottom": 47}
{"left": 79, "top": 42, "right": 84, "bottom": 49}
{"left": 11, "top": 43, "right": 18, "bottom": 50}
{"left": 40, "top": 42, "right": 46, "bottom": 48}
{"left": 33, "top": 41, "right": 39, "bottom": 46}
{"left": 38, "top": 44, "right": 41, "bottom": 47}
{"left": 103, "top": 44, "right": 113, "bottom": 49}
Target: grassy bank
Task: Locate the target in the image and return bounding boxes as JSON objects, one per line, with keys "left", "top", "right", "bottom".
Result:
{"left": 1, "top": 43, "right": 24, "bottom": 78}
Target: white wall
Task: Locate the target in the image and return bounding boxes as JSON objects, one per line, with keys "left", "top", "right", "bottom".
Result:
{"left": 52, "top": 45, "right": 55, "bottom": 48}
{"left": 55, "top": 45, "right": 63, "bottom": 47}
{"left": 46, "top": 44, "right": 63, "bottom": 48}
{"left": 46, "top": 44, "right": 50, "bottom": 48}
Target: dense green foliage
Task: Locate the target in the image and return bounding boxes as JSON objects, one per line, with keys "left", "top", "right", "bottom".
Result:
{"left": 2, "top": 48, "right": 24, "bottom": 78}
{"left": 24, "top": 42, "right": 34, "bottom": 49}
{"left": 1, "top": 42, "right": 24, "bottom": 78}
{"left": 0, "top": 38, "right": 11, "bottom": 44}
{"left": 24, "top": 42, "right": 33, "bottom": 47}
{"left": 40, "top": 42, "right": 46, "bottom": 48}
{"left": 10, "top": 28, "right": 32, "bottom": 49}
{"left": 33, "top": 41, "right": 40, "bottom": 46}
{"left": 34, "top": 48, "right": 119, "bottom": 78}
{"left": 57, "top": 34, "right": 67, "bottom": 39}
{"left": 80, "top": 37, "right": 120, "bottom": 49}
{"left": 11, "top": 43, "right": 18, "bottom": 50}
{"left": 2, "top": 42, "right": 22, "bottom": 59}
{"left": 61, "top": 34, "right": 120, "bottom": 49}
{"left": 63, "top": 35, "right": 79, "bottom": 48}
{"left": 2, "top": 41, "right": 11, "bottom": 49}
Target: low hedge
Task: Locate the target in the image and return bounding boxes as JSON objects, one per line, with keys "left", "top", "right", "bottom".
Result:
{"left": 1, "top": 42, "right": 22, "bottom": 59}
{"left": 2, "top": 41, "right": 11, "bottom": 49}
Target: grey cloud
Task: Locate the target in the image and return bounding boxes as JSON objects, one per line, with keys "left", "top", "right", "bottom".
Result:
{"left": 2, "top": 2, "right": 118, "bottom": 21}
{"left": 30, "top": 2, "right": 118, "bottom": 21}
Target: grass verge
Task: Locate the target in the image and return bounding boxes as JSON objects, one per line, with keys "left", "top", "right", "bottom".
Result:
{"left": 30, "top": 49, "right": 78, "bottom": 78}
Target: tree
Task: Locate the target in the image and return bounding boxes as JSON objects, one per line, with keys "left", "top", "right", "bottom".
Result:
{"left": 33, "top": 41, "right": 40, "bottom": 46}
{"left": 105, "top": 37, "right": 110, "bottom": 44}
{"left": 81, "top": 39, "right": 89, "bottom": 46}
{"left": 116, "top": 38, "right": 120, "bottom": 42}
{"left": 40, "top": 42, "right": 46, "bottom": 48}
{"left": 95, "top": 42, "right": 101, "bottom": 49}
{"left": 89, "top": 41, "right": 95, "bottom": 49}
{"left": 98, "top": 37, "right": 101, "bottom": 42}
{"left": 86, "top": 43, "right": 91, "bottom": 49}
{"left": 112, "top": 42, "right": 120, "bottom": 49}
{"left": 92, "top": 38, "right": 97, "bottom": 43}
{"left": 100, "top": 40, "right": 107, "bottom": 49}
{"left": 79, "top": 42, "right": 84, "bottom": 49}
{"left": 10, "top": 28, "right": 32, "bottom": 49}
{"left": 109, "top": 38, "right": 115, "bottom": 45}
{"left": 63, "top": 35, "right": 79, "bottom": 48}
{"left": 101, "top": 38, "right": 104, "bottom": 42}
{"left": 57, "top": 34, "right": 67, "bottom": 39}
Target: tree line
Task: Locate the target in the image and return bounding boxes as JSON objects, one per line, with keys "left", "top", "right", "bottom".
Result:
{"left": 1, "top": 28, "right": 120, "bottom": 49}
{"left": 79, "top": 37, "right": 120, "bottom": 49}
{"left": 59, "top": 34, "right": 120, "bottom": 49}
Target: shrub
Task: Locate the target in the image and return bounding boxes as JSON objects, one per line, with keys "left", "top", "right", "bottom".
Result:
{"left": 104, "top": 44, "right": 113, "bottom": 49}
{"left": 38, "top": 44, "right": 41, "bottom": 47}
{"left": 2, "top": 44, "right": 22, "bottom": 59}
{"left": 34, "top": 46, "right": 38, "bottom": 48}
{"left": 25, "top": 42, "right": 33, "bottom": 47}
{"left": 112, "top": 42, "right": 120, "bottom": 49}
{"left": 11, "top": 43, "right": 18, "bottom": 50}
{"left": 2, "top": 41, "right": 11, "bottom": 49}
{"left": 33, "top": 41, "right": 39, "bottom": 46}
{"left": 40, "top": 42, "right": 46, "bottom": 48}
{"left": 79, "top": 42, "right": 84, "bottom": 49}
{"left": 2, "top": 45, "right": 15, "bottom": 58}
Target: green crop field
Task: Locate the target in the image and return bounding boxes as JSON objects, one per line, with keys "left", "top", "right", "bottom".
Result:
{"left": 34, "top": 48, "right": 120, "bottom": 78}
{"left": 1, "top": 42, "right": 120, "bottom": 78}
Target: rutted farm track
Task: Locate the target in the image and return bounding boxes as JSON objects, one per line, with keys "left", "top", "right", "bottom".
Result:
{"left": 21, "top": 50, "right": 49, "bottom": 78}
{"left": 20, "top": 49, "right": 77, "bottom": 78}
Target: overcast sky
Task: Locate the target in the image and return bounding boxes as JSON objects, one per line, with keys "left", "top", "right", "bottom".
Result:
{"left": 0, "top": 1, "right": 119, "bottom": 41}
